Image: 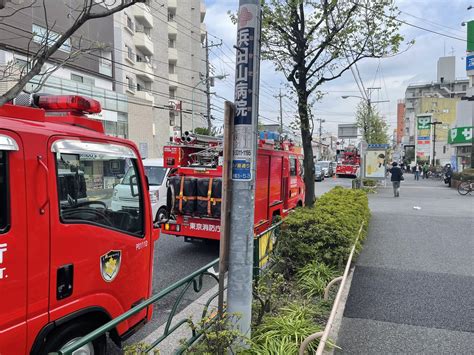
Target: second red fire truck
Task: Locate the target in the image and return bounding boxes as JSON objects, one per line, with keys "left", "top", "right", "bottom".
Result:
{"left": 161, "top": 131, "right": 305, "bottom": 241}
{"left": 335, "top": 147, "right": 361, "bottom": 177}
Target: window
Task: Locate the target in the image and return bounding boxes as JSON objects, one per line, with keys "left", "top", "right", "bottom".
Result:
{"left": 71, "top": 73, "right": 83, "bottom": 83}
{"left": 168, "top": 38, "right": 176, "bottom": 48}
{"left": 32, "top": 24, "right": 71, "bottom": 52}
{"left": 462, "top": 84, "right": 467, "bottom": 92}
{"left": 53, "top": 141, "right": 144, "bottom": 237}
{"left": 71, "top": 73, "right": 95, "bottom": 86}
{"left": 290, "top": 158, "right": 297, "bottom": 176}
{"left": 126, "top": 76, "right": 135, "bottom": 91}
{"left": 169, "top": 112, "right": 175, "bottom": 126}
{"left": 169, "top": 88, "right": 176, "bottom": 99}
{"left": 168, "top": 11, "right": 176, "bottom": 22}
{"left": 169, "top": 63, "right": 175, "bottom": 74}
{"left": 298, "top": 158, "right": 304, "bottom": 177}
{"left": 145, "top": 166, "right": 167, "bottom": 186}
{"left": 99, "top": 50, "right": 112, "bottom": 76}
{"left": 126, "top": 14, "right": 134, "bottom": 32}
{"left": 125, "top": 44, "right": 134, "bottom": 62}
{"left": 0, "top": 151, "right": 8, "bottom": 233}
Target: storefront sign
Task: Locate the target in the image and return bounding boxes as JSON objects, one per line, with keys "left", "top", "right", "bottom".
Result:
{"left": 416, "top": 115, "right": 431, "bottom": 159}
{"left": 466, "top": 55, "right": 474, "bottom": 71}
{"left": 448, "top": 126, "right": 473, "bottom": 144}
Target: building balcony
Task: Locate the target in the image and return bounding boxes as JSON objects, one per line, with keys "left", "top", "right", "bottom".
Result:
{"left": 133, "top": 3, "right": 153, "bottom": 28}
{"left": 134, "top": 32, "right": 154, "bottom": 56}
{"left": 168, "top": 47, "right": 178, "bottom": 62}
{"left": 200, "top": 1, "right": 206, "bottom": 22}
{"left": 135, "top": 61, "right": 154, "bottom": 82}
{"left": 168, "top": 22, "right": 178, "bottom": 37}
{"left": 136, "top": 90, "right": 154, "bottom": 104}
{"left": 201, "top": 23, "right": 206, "bottom": 42}
{"left": 169, "top": 73, "right": 178, "bottom": 89}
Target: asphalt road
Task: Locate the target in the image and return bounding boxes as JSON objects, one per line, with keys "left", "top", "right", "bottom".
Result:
{"left": 335, "top": 176, "right": 474, "bottom": 353}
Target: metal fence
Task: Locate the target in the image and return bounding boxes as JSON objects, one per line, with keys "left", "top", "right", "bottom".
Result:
{"left": 57, "top": 222, "right": 282, "bottom": 354}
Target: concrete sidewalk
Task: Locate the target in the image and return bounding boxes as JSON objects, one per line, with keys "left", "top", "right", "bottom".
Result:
{"left": 334, "top": 177, "right": 474, "bottom": 354}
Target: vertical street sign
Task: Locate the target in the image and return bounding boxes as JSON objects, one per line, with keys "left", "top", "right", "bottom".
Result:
{"left": 227, "top": 0, "right": 261, "bottom": 343}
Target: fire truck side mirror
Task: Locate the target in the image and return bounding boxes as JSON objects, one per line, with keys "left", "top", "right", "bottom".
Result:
{"left": 130, "top": 175, "right": 139, "bottom": 197}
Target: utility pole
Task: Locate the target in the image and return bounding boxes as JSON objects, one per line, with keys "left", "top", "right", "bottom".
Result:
{"left": 227, "top": 0, "right": 261, "bottom": 345}
{"left": 429, "top": 121, "right": 443, "bottom": 166}
{"left": 316, "top": 118, "right": 325, "bottom": 160}
{"left": 203, "top": 33, "right": 222, "bottom": 132}
{"left": 274, "top": 89, "right": 284, "bottom": 134}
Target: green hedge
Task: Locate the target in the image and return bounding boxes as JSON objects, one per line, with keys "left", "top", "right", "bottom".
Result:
{"left": 453, "top": 168, "right": 474, "bottom": 182}
{"left": 275, "top": 187, "right": 370, "bottom": 274}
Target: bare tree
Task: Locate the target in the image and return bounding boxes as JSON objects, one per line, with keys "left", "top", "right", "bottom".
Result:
{"left": 261, "top": 0, "right": 406, "bottom": 206}
{"left": 0, "top": 0, "right": 145, "bottom": 106}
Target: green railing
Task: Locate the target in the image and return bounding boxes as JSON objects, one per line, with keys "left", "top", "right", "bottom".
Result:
{"left": 56, "top": 258, "right": 221, "bottom": 355}
{"left": 56, "top": 222, "right": 282, "bottom": 354}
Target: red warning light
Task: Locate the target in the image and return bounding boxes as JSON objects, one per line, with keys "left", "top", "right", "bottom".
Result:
{"left": 37, "top": 95, "right": 101, "bottom": 114}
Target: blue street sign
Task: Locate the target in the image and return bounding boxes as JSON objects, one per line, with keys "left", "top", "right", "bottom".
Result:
{"left": 466, "top": 55, "right": 474, "bottom": 71}
{"left": 367, "top": 143, "right": 390, "bottom": 149}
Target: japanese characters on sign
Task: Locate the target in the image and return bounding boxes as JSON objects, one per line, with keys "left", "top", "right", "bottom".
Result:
{"left": 448, "top": 126, "right": 473, "bottom": 144}
{"left": 189, "top": 222, "right": 221, "bottom": 233}
{"left": 416, "top": 115, "right": 431, "bottom": 159}
{"left": 232, "top": 4, "right": 259, "bottom": 181}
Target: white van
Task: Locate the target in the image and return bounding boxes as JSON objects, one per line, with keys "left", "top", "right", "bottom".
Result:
{"left": 111, "top": 158, "right": 169, "bottom": 222}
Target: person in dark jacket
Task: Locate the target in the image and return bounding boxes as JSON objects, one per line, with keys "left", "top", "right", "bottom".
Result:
{"left": 389, "top": 162, "right": 404, "bottom": 197}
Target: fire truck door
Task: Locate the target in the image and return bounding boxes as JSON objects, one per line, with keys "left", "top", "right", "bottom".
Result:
{"left": 48, "top": 139, "right": 151, "bottom": 331}
{"left": 0, "top": 131, "right": 28, "bottom": 354}
{"left": 255, "top": 154, "right": 270, "bottom": 224}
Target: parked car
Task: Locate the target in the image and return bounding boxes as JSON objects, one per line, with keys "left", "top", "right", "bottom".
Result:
{"left": 330, "top": 161, "right": 338, "bottom": 175}
{"left": 112, "top": 158, "right": 169, "bottom": 222}
{"left": 315, "top": 164, "right": 325, "bottom": 181}
{"left": 316, "top": 160, "right": 333, "bottom": 177}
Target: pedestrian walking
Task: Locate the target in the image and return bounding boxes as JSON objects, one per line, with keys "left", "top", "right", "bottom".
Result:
{"left": 422, "top": 163, "right": 429, "bottom": 179}
{"left": 414, "top": 164, "right": 421, "bottom": 181}
{"left": 389, "top": 162, "right": 404, "bottom": 197}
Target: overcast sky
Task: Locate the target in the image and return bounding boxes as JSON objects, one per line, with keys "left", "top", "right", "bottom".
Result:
{"left": 204, "top": 0, "right": 471, "bottom": 136}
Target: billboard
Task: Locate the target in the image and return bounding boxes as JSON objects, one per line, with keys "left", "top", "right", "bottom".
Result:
{"left": 338, "top": 124, "right": 358, "bottom": 139}
{"left": 416, "top": 115, "right": 431, "bottom": 160}
{"left": 466, "top": 55, "right": 474, "bottom": 71}
{"left": 365, "top": 150, "right": 386, "bottom": 178}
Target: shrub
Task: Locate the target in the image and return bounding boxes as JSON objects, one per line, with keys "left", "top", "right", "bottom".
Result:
{"left": 296, "top": 261, "right": 337, "bottom": 298}
{"left": 246, "top": 303, "right": 323, "bottom": 355}
{"left": 453, "top": 168, "right": 474, "bottom": 182}
{"left": 275, "top": 187, "right": 370, "bottom": 274}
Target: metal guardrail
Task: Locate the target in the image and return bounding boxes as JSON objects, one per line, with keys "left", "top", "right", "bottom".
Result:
{"left": 57, "top": 222, "right": 282, "bottom": 354}
{"left": 299, "top": 223, "right": 365, "bottom": 355}
{"left": 57, "top": 258, "right": 221, "bottom": 355}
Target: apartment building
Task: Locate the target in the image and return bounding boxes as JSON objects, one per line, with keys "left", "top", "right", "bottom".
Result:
{"left": 0, "top": 1, "right": 131, "bottom": 138}
{"left": 401, "top": 56, "right": 468, "bottom": 163}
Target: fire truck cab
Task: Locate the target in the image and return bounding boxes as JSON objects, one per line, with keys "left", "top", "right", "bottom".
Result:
{"left": 0, "top": 95, "right": 157, "bottom": 354}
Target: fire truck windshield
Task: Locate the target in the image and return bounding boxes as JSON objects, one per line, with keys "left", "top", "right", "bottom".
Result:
{"left": 54, "top": 145, "right": 144, "bottom": 237}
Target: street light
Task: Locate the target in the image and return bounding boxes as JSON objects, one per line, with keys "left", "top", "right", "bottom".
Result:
{"left": 428, "top": 121, "right": 443, "bottom": 166}
{"left": 191, "top": 75, "right": 225, "bottom": 132}
{"left": 341, "top": 94, "right": 389, "bottom": 142}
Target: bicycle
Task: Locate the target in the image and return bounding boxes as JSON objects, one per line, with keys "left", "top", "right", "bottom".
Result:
{"left": 457, "top": 180, "right": 473, "bottom": 195}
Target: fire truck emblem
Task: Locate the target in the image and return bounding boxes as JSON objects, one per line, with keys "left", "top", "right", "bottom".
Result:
{"left": 100, "top": 250, "right": 121, "bottom": 282}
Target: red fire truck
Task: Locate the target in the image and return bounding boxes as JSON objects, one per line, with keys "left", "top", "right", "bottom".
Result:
{"left": 0, "top": 94, "right": 158, "bottom": 354}
{"left": 335, "top": 147, "right": 360, "bottom": 177}
{"left": 161, "top": 131, "right": 305, "bottom": 240}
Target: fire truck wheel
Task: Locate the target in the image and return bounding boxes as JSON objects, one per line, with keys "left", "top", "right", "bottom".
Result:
{"left": 157, "top": 207, "right": 167, "bottom": 222}
{"left": 40, "top": 320, "right": 106, "bottom": 355}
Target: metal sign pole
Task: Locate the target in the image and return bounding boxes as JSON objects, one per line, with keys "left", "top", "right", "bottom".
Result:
{"left": 227, "top": 0, "right": 261, "bottom": 343}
